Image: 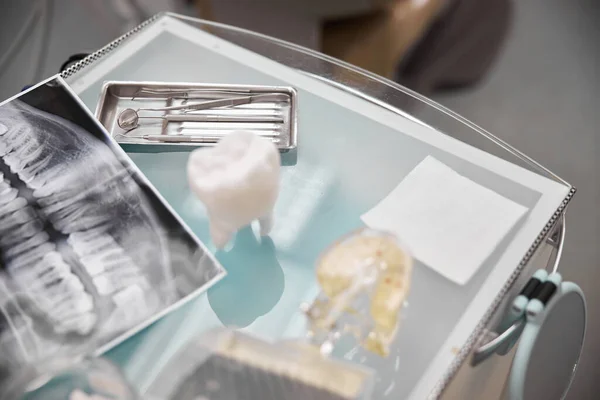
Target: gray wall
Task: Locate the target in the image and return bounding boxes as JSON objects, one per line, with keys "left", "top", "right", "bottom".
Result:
{"left": 433, "top": 1, "right": 599, "bottom": 398}
{"left": 0, "top": 1, "right": 119, "bottom": 97}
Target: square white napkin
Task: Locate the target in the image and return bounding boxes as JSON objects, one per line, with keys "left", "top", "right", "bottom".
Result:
{"left": 361, "top": 156, "right": 529, "bottom": 285}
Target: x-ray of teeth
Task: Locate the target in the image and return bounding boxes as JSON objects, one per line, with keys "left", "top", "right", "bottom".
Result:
{"left": 0, "top": 279, "right": 42, "bottom": 365}
{"left": 0, "top": 196, "right": 26, "bottom": 215}
{"left": 9, "top": 242, "right": 56, "bottom": 270}
{"left": 0, "top": 187, "right": 17, "bottom": 204}
{"left": 0, "top": 208, "right": 37, "bottom": 234}
{"left": 5, "top": 232, "right": 50, "bottom": 259}
{"left": 1, "top": 220, "right": 43, "bottom": 246}
{"left": 0, "top": 77, "right": 224, "bottom": 389}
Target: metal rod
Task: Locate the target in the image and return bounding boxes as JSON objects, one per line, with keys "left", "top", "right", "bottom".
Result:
{"left": 135, "top": 95, "right": 256, "bottom": 112}
{"left": 133, "top": 134, "right": 280, "bottom": 143}
{"left": 131, "top": 88, "right": 253, "bottom": 100}
{"left": 135, "top": 94, "right": 289, "bottom": 112}
{"left": 177, "top": 128, "right": 281, "bottom": 136}
{"left": 471, "top": 317, "right": 526, "bottom": 366}
{"left": 547, "top": 214, "right": 566, "bottom": 274}
{"left": 136, "top": 114, "right": 284, "bottom": 123}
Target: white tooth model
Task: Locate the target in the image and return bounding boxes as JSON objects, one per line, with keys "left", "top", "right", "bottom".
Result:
{"left": 187, "top": 131, "right": 281, "bottom": 249}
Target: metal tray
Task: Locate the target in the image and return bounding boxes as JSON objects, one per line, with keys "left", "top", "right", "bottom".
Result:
{"left": 95, "top": 81, "right": 297, "bottom": 152}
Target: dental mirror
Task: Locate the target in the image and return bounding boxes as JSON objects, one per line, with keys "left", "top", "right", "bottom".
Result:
{"left": 117, "top": 108, "right": 139, "bottom": 131}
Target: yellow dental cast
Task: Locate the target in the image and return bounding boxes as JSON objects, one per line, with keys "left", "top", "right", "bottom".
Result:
{"left": 313, "top": 229, "right": 413, "bottom": 356}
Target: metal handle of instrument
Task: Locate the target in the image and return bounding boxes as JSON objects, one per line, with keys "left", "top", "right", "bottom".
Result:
{"left": 131, "top": 88, "right": 253, "bottom": 100}
{"left": 139, "top": 114, "right": 284, "bottom": 123}
{"left": 139, "top": 135, "right": 279, "bottom": 143}
{"left": 139, "top": 94, "right": 289, "bottom": 112}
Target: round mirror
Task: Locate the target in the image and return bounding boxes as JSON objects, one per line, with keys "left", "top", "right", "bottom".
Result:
{"left": 508, "top": 282, "right": 586, "bottom": 400}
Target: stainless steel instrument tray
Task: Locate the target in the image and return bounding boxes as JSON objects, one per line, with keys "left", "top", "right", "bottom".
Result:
{"left": 95, "top": 81, "right": 297, "bottom": 152}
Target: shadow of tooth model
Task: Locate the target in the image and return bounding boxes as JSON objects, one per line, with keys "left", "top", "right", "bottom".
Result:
{"left": 208, "top": 227, "right": 284, "bottom": 328}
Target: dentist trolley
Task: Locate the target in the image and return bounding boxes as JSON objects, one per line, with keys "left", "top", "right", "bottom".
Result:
{"left": 60, "top": 13, "right": 583, "bottom": 400}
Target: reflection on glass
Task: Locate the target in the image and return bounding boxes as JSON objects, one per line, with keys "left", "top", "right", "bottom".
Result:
{"left": 145, "top": 328, "right": 374, "bottom": 400}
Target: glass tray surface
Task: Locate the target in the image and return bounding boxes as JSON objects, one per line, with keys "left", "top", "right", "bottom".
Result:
{"left": 65, "top": 15, "right": 572, "bottom": 399}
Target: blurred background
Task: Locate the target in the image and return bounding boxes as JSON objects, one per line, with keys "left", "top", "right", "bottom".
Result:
{"left": 0, "top": 0, "right": 597, "bottom": 398}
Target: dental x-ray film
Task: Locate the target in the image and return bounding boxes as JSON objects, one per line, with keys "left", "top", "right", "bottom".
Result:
{"left": 0, "top": 76, "right": 225, "bottom": 376}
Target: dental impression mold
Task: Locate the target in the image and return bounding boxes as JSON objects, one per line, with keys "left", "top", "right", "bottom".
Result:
{"left": 303, "top": 228, "right": 413, "bottom": 357}
{"left": 187, "top": 130, "right": 281, "bottom": 249}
